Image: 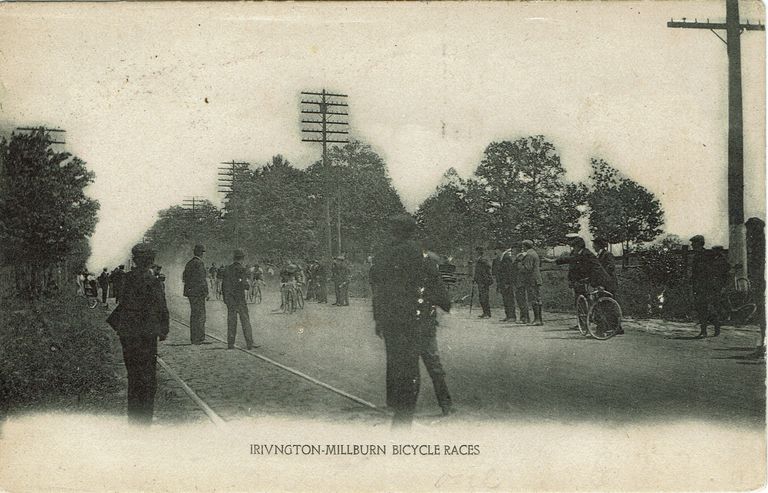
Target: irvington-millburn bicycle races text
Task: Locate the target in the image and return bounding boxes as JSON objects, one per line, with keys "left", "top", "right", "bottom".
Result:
{"left": 249, "top": 443, "right": 480, "bottom": 456}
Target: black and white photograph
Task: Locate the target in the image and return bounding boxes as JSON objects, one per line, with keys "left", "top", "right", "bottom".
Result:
{"left": 0, "top": 1, "right": 765, "bottom": 491}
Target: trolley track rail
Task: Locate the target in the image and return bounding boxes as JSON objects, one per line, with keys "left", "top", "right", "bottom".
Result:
{"left": 156, "top": 316, "right": 383, "bottom": 425}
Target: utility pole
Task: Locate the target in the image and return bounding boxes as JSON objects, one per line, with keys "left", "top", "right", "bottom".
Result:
{"left": 667, "top": 0, "right": 764, "bottom": 279}
{"left": 15, "top": 126, "right": 67, "bottom": 145}
{"left": 300, "top": 90, "right": 349, "bottom": 259}
{"left": 217, "top": 161, "right": 250, "bottom": 250}
{"left": 182, "top": 196, "right": 207, "bottom": 217}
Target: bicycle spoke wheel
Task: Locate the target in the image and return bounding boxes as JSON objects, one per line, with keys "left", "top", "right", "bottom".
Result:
{"left": 588, "top": 297, "right": 622, "bottom": 340}
{"left": 731, "top": 303, "right": 757, "bottom": 326}
{"left": 255, "top": 286, "right": 262, "bottom": 304}
{"left": 576, "top": 295, "right": 589, "bottom": 336}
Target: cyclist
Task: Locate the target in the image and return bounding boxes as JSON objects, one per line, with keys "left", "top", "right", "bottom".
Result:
{"left": 545, "top": 237, "right": 622, "bottom": 333}
{"left": 278, "top": 261, "right": 300, "bottom": 312}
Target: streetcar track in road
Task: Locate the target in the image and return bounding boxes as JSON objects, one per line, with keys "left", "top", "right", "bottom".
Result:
{"left": 168, "top": 317, "right": 383, "bottom": 413}
{"left": 156, "top": 356, "right": 227, "bottom": 427}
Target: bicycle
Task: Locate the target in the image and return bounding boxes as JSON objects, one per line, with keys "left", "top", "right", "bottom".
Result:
{"left": 724, "top": 277, "right": 757, "bottom": 326}
{"left": 280, "top": 281, "right": 298, "bottom": 314}
{"left": 575, "top": 280, "right": 623, "bottom": 340}
{"left": 247, "top": 279, "right": 263, "bottom": 304}
{"left": 295, "top": 281, "right": 305, "bottom": 309}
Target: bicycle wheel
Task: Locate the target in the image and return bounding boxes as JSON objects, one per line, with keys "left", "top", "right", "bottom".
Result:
{"left": 87, "top": 297, "right": 98, "bottom": 309}
{"left": 255, "top": 285, "right": 262, "bottom": 304}
{"left": 731, "top": 303, "right": 757, "bottom": 326}
{"left": 248, "top": 283, "right": 255, "bottom": 303}
{"left": 588, "top": 297, "right": 622, "bottom": 340}
{"left": 284, "top": 290, "right": 296, "bottom": 314}
{"left": 576, "top": 295, "right": 590, "bottom": 336}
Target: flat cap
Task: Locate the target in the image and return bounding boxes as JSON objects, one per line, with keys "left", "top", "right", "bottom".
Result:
{"left": 689, "top": 235, "right": 705, "bottom": 244}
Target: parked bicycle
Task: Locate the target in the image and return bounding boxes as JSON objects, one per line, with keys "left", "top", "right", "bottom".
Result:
{"left": 724, "top": 277, "right": 757, "bottom": 326}
{"left": 280, "top": 281, "right": 300, "bottom": 314}
{"left": 575, "top": 279, "right": 623, "bottom": 340}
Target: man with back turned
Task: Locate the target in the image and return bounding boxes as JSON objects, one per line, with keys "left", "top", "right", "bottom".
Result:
{"left": 183, "top": 244, "right": 208, "bottom": 344}
{"left": 222, "top": 249, "right": 255, "bottom": 350}
{"left": 109, "top": 243, "right": 169, "bottom": 425}
{"left": 370, "top": 214, "right": 452, "bottom": 428}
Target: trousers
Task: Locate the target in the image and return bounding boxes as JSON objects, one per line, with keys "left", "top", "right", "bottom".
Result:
{"left": 334, "top": 282, "right": 349, "bottom": 305}
{"left": 478, "top": 284, "right": 491, "bottom": 316}
{"left": 500, "top": 284, "right": 517, "bottom": 319}
{"left": 119, "top": 334, "right": 158, "bottom": 425}
{"left": 227, "top": 302, "right": 254, "bottom": 348}
{"left": 384, "top": 326, "right": 452, "bottom": 426}
{"left": 188, "top": 296, "right": 206, "bottom": 344}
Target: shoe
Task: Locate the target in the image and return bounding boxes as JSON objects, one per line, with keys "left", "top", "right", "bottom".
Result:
{"left": 246, "top": 345, "right": 253, "bottom": 350}
{"left": 441, "top": 406, "right": 457, "bottom": 417}
{"left": 516, "top": 319, "right": 529, "bottom": 325}
{"left": 615, "top": 327, "right": 625, "bottom": 335}
{"left": 500, "top": 318, "right": 510, "bottom": 322}
{"left": 227, "top": 346, "right": 235, "bottom": 350}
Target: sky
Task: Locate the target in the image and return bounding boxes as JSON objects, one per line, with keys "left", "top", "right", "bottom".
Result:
{"left": 0, "top": 1, "right": 764, "bottom": 269}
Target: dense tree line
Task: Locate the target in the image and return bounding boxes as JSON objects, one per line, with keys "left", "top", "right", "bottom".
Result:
{"left": 146, "top": 135, "right": 665, "bottom": 267}
{"left": 0, "top": 129, "right": 99, "bottom": 298}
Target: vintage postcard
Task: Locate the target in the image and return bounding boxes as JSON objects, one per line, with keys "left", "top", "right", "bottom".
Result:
{"left": 0, "top": 1, "right": 765, "bottom": 491}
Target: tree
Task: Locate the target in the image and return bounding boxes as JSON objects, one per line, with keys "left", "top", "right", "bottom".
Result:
{"left": 306, "top": 140, "right": 406, "bottom": 259}
{"left": 474, "top": 136, "right": 586, "bottom": 247}
{"left": 416, "top": 168, "right": 485, "bottom": 256}
{"left": 0, "top": 129, "right": 99, "bottom": 297}
{"left": 587, "top": 158, "right": 664, "bottom": 256}
{"left": 232, "top": 155, "right": 317, "bottom": 261}
{"left": 144, "top": 199, "right": 224, "bottom": 266}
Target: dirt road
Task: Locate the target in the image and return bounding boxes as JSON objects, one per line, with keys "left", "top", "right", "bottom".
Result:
{"left": 162, "top": 290, "right": 764, "bottom": 427}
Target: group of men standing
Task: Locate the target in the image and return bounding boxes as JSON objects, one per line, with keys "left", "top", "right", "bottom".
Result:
{"left": 183, "top": 244, "right": 255, "bottom": 349}
{"left": 475, "top": 240, "right": 545, "bottom": 325}
{"left": 473, "top": 236, "right": 620, "bottom": 329}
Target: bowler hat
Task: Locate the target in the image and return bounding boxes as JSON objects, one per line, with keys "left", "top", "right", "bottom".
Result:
{"left": 131, "top": 243, "right": 156, "bottom": 259}
{"left": 689, "top": 235, "right": 705, "bottom": 245}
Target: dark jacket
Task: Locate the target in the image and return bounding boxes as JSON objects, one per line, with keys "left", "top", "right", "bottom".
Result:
{"left": 111, "top": 268, "right": 169, "bottom": 339}
{"left": 473, "top": 258, "right": 493, "bottom": 286}
{"left": 498, "top": 250, "right": 519, "bottom": 289}
{"left": 691, "top": 250, "right": 729, "bottom": 296}
{"left": 183, "top": 256, "right": 208, "bottom": 298}
{"left": 518, "top": 248, "right": 543, "bottom": 286}
{"left": 370, "top": 239, "right": 450, "bottom": 336}
{"left": 556, "top": 248, "right": 616, "bottom": 294}
{"left": 596, "top": 249, "right": 617, "bottom": 283}
{"left": 222, "top": 261, "right": 249, "bottom": 305}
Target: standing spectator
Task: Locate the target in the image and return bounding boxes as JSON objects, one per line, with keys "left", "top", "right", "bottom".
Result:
{"left": 491, "top": 247, "right": 503, "bottom": 306}
{"left": 97, "top": 268, "right": 110, "bottom": 307}
{"left": 305, "top": 260, "right": 316, "bottom": 301}
{"left": 222, "top": 249, "right": 255, "bottom": 350}
{"left": 473, "top": 247, "right": 493, "bottom": 319}
{"left": 332, "top": 256, "right": 351, "bottom": 306}
{"left": 315, "top": 260, "right": 328, "bottom": 303}
{"left": 110, "top": 265, "right": 126, "bottom": 303}
{"left": 517, "top": 240, "right": 543, "bottom": 326}
{"left": 208, "top": 263, "right": 218, "bottom": 299}
{"left": 593, "top": 238, "right": 618, "bottom": 295}
{"left": 498, "top": 245, "right": 519, "bottom": 322}
{"left": 108, "top": 243, "right": 169, "bottom": 425}
{"left": 370, "top": 215, "right": 453, "bottom": 427}
{"left": 182, "top": 244, "right": 208, "bottom": 345}
{"left": 689, "top": 236, "right": 729, "bottom": 338}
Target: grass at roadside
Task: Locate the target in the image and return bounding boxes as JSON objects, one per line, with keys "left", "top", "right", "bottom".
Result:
{"left": 0, "top": 293, "right": 122, "bottom": 418}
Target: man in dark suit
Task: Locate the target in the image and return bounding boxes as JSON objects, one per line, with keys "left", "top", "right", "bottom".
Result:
{"left": 473, "top": 247, "right": 493, "bottom": 318}
{"left": 110, "top": 243, "right": 169, "bottom": 425}
{"left": 498, "top": 246, "right": 518, "bottom": 322}
{"left": 332, "top": 256, "right": 351, "bottom": 306}
{"left": 98, "top": 268, "right": 110, "bottom": 307}
{"left": 593, "top": 237, "right": 618, "bottom": 295}
{"left": 370, "top": 215, "right": 452, "bottom": 427}
{"left": 182, "top": 244, "right": 208, "bottom": 344}
{"left": 222, "top": 249, "right": 255, "bottom": 350}
{"left": 689, "top": 235, "right": 728, "bottom": 338}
